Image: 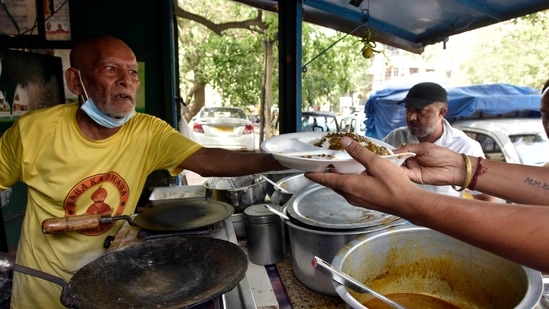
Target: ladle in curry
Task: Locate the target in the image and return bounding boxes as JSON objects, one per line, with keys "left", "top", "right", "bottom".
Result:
{"left": 312, "top": 256, "right": 406, "bottom": 309}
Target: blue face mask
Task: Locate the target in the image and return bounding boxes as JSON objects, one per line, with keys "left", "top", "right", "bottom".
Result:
{"left": 80, "top": 98, "right": 135, "bottom": 129}
{"left": 77, "top": 70, "right": 135, "bottom": 128}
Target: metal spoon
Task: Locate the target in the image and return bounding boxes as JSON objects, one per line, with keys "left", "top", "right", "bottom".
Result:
{"left": 261, "top": 175, "right": 291, "bottom": 194}
{"left": 312, "top": 256, "right": 406, "bottom": 309}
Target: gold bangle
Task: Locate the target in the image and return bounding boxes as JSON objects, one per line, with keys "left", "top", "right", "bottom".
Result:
{"left": 452, "top": 153, "right": 472, "bottom": 192}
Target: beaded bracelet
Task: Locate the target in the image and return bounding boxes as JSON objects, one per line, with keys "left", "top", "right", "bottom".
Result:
{"left": 452, "top": 153, "right": 472, "bottom": 192}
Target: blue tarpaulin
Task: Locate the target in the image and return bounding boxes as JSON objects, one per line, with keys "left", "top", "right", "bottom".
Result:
{"left": 364, "top": 83, "right": 542, "bottom": 140}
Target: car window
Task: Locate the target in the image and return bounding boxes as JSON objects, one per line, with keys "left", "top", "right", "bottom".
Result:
{"left": 511, "top": 133, "right": 549, "bottom": 166}
{"left": 463, "top": 130, "right": 549, "bottom": 166}
{"left": 302, "top": 115, "right": 338, "bottom": 132}
{"left": 339, "top": 117, "right": 366, "bottom": 134}
{"left": 463, "top": 132, "right": 505, "bottom": 162}
{"left": 475, "top": 134, "right": 500, "bottom": 153}
{"left": 340, "top": 118, "right": 356, "bottom": 133}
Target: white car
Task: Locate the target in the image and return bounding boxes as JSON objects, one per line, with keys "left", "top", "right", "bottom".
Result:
{"left": 452, "top": 118, "right": 549, "bottom": 166}
{"left": 338, "top": 113, "right": 366, "bottom": 136}
{"left": 190, "top": 106, "right": 256, "bottom": 151}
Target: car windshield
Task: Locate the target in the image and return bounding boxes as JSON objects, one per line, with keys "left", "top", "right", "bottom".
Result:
{"left": 339, "top": 117, "right": 365, "bottom": 133}
{"left": 302, "top": 114, "right": 338, "bottom": 132}
{"left": 201, "top": 108, "right": 246, "bottom": 119}
{"left": 511, "top": 133, "right": 549, "bottom": 166}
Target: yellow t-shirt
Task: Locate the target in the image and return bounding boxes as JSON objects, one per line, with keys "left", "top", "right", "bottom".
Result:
{"left": 1, "top": 103, "right": 201, "bottom": 309}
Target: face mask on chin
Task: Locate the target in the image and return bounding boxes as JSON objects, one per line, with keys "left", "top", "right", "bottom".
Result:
{"left": 77, "top": 70, "right": 135, "bottom": 128}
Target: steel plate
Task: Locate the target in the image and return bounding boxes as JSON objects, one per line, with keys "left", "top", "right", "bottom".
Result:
{"left": 286, "top": 184, "right": 399, "bottom": 229}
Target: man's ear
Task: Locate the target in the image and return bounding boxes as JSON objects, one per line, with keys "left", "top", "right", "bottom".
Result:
{"left": 439, "top": 104, "right": 448, "bottom": 117}
{"left": 65, "top": 68, "right": 84, "bottom": 96}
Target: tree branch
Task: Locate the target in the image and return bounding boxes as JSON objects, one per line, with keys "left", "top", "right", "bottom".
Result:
{"left": 174, "top": 3, "right": 266, "bottom": 35}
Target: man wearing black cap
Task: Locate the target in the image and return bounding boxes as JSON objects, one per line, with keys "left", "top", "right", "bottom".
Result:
{"left": 384, "top": 82, "right": 497, "bottom": 201}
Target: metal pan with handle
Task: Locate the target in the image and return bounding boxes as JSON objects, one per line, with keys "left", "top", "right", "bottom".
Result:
{"left": 42, "top": 199, "right": 234, "bottom": 234}
{"left": 1, "top": 236, "right": 249, "bottom": 309}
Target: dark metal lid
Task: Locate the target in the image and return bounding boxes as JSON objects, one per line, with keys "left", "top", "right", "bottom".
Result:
{"left": 244, "top": 204, "right": 282, "bottom": 224}
{"left": 135, "top": 199, "right": 234, "bottom": 231}
{"left": 286, "top": 184, "right": 400, "bottom": 229}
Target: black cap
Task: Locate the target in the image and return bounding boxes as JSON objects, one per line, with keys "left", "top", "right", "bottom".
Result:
{"left": 399, "top": 82, "right": 448, "bottom": 108}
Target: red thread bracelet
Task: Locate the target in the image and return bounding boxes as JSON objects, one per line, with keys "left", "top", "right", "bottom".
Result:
{"left": 467, "top": 157, "right": 486, "bottom": 191}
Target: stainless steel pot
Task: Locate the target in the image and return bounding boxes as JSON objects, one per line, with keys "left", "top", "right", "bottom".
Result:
{"left": 283, "top": 184, "right": 405, "bottom": 296}
{"left": 286, "top": 219, "right": 405, "bottom": 296}
{"left": 332, "top": 224, "right": 543, "bottom": 309}
{"left": 204, "top": 174, "right": 267, "bottom": 213}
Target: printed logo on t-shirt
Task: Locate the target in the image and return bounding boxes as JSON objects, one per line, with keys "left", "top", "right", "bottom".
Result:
{"left": 64, "top": 172, "right": 129, "bottom": 235}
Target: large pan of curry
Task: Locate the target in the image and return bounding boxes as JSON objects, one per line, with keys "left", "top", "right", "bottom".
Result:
{"left": 330, "top": 225, "right": 543, "bottom": 309}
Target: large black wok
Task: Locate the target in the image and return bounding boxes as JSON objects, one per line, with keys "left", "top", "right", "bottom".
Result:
{"left": 42, "top": 199, "right": 234, "bottom": 233}
{"left": 7, "top": 237, "right": 248, "bottom": 309}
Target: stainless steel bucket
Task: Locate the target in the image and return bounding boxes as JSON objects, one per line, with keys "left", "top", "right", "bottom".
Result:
{"left": 204, "top": 174, "right": 267, "bottom": 213}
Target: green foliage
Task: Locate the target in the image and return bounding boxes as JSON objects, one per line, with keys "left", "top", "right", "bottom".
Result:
{"left": 263, "top": 13, "right": 279, "bottom": 41}
{"left": 177, "top": 12, "right": 213, "bottom": 86}
{"left": 178, "top": 1, "right": 548, "bottom": 118}
{"left": 301, "top": 25, "right": 371, "bottom": 111}
{"left": 459, "top": 10, "right": 549, "bottom": 88}
{"left": 177, "top": 0, "right": 370, "bottom": 113}
{"left": 178, "top": 0, "right": 275, "bottom": 109}
{"left": 208, "top": 33, "right": 265, "bottom": 107}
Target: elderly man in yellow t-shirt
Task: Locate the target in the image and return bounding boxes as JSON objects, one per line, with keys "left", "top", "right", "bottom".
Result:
{"left": 4, "top": 36, "right": 285, "bottom": 309}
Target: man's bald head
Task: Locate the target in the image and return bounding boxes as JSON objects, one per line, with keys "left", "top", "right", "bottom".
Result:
{"left": 70, "top": 36, "right": 135, "bottom": 70}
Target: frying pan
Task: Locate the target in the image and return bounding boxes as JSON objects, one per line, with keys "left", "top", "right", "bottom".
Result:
{"left": 42, "top": 199, "right": 234, "bottom": 234}
{"left": 5, "top": 237, "right": 249, "bottom": 309}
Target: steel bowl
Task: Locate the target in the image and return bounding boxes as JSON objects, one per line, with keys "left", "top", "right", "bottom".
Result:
{"left": 270, "top": 173, "right": 316, "bottom": 206}
{"left": 203, "top": 174, "right": 267, "bottom": 213}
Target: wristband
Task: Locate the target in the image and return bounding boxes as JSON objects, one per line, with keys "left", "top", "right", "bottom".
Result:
{"left": 452, "top": 153, "right": 472, "bottom": 192}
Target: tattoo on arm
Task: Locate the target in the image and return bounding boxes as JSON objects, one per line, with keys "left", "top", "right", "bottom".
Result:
{"left": 524, "top": 177, "right": 549, "bottom": 190}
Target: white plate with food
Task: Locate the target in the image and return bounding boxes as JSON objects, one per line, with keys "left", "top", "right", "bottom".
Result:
{"left": 261, "top": 132, "right": 415, "bottom": 173}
